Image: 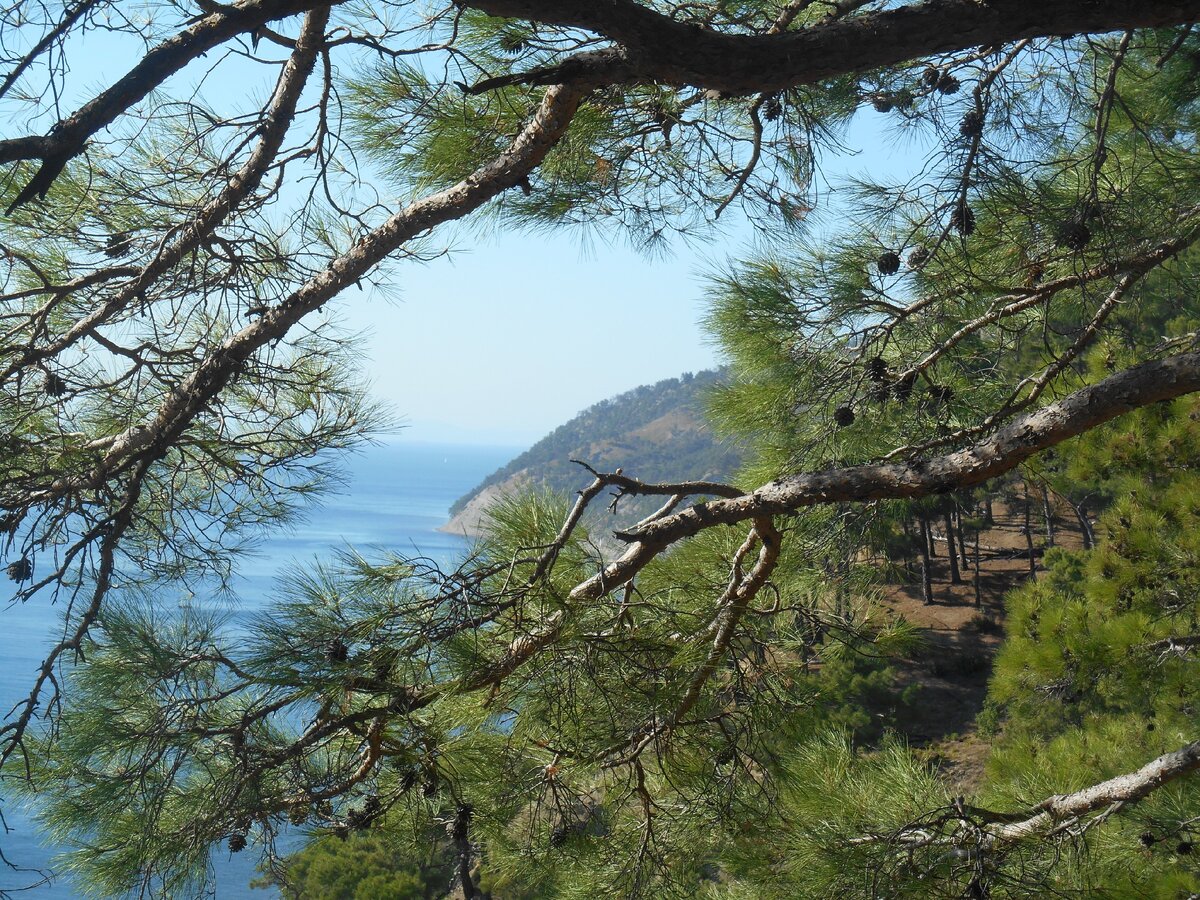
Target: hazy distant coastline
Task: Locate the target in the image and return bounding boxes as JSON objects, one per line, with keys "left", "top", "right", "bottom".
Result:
{"left": 440, "top": 370, "right": 742, "bottom": 539}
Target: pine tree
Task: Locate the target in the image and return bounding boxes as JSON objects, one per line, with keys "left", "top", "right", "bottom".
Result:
{"left": 2, "top": 5, "right": 1200, "bottom": 898}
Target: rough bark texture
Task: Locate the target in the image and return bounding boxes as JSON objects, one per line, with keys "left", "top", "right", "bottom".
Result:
{"left": 466, "top": 0, "right": 1200, "bottom": 93}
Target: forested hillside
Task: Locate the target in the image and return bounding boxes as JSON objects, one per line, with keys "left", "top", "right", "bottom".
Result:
{"left": 445, "top": 370, "right": 742, "bottom": 535}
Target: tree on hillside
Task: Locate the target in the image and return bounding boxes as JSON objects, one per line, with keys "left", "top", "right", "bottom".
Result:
{"left": 3, "top": 2, "right": 1200, "bottom": 897}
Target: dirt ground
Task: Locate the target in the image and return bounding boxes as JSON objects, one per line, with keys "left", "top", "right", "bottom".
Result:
{"left": 874, "top": 499, "right": 1084, "bottom": 791}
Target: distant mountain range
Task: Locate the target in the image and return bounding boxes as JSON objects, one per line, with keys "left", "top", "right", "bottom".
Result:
{"left": 443, "top": 370, "right": 744, "bottom": 538}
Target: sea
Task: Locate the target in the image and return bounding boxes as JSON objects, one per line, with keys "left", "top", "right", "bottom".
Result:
{"left": 0, "top": 441, "right": 518, "bottom": 899}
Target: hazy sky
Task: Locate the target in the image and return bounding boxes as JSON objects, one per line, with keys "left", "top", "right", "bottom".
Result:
{"left": 344, "top": 229, "right": 731, "bottom": 447}
{"left": 357, "top": 110, "right": 907, "bottom": 448}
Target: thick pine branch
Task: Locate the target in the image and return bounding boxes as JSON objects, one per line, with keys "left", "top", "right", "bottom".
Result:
{"left": 573, "top": 350, "right": 1200, "bottom": 599}
{"left": 19, "top": 81, "right": 590, "bottom": 506}
{"left": 463, "top": 0, "right": 1200, "bottom": 93}
{"left": 990, "top": 739, "right": 1200, "bottom": 842}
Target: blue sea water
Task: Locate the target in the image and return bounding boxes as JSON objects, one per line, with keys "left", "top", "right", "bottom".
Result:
{"left": 0, "top": 441, "right": 517, "bottom": 899}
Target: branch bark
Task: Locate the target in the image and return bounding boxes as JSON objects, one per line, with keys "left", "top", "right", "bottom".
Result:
{"left": 463, "top": 0, "right": 1200, "bottom": 93}
{"left": 989, "top": 739, "right": 1200, "bottom": 843}
{"left": 573, "top": 350, "right": 1200, "bottom": 600}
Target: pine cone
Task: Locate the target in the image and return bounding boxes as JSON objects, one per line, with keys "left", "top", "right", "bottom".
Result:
{"left": 497, "top": 32, "right": 527, "bottom": 55}
{"left": 228, "top": 833, "right": 247, "bottom": 853}
{"left": 921, "top": 67, "right": 941, "bottom": 88}
{"left": 44, "top": 373, "right": 67, "bottom": 397}
{"left": 1024, "top": 261, "right": 1045, "bottom": 288}
{"left": 949, "top": 202, "right": 975, "bottom": 236}
{"left": 325, "top": 638, "right": 349, "bottom": 664}
{"left": 1055, "top": 217, "right": 1092, "bottom": 251}
{"left": 104, "top": 233, "right": 133, "bottom": 258}
{"left": 959, "top": 110, "right": 984, "bottom": 138}
{"left": 762, "top": 95, "right": 782, "bottom": 121}
{"left": 872, "top": 95, "right": 894, "bottom": 113}
{"left": 936, "top": 73, "right": 960, "bottom": 95}
{"left": 876, "top": 251, "right": 901, "bottom": 276}
{"left": 6, "top": 557, "right": 32, "bottom": 582}
{"left": 866, "top": 356, "right": 889, "bottom": 382}
{"left": 907, "top": 245, "right": 930, "bottom": 269}
{"left": 833, "top": 405, "right": 855, "bottom": 427}
{"left": 929, "top": 384, "right": 954, "bottom": 406}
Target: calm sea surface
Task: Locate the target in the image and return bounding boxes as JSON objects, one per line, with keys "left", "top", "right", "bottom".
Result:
{"left": 0, "top": 441, "right": 517, "bottom": 898}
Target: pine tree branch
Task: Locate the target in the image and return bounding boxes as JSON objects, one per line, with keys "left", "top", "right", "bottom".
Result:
{"left": 575, "top": 350, "right": 1200, "bottom": 600}
{"left": 0, "top": 4, "right": 332, "bottom": 385}
{"left": 461, "top": 0, "right": 1200, "bottom": 94}
{"left": 0, "top": 0, "right": 345, "bottom": 210}
{"left": 988, "top": 739, "right": 1200, "bottom": 843}
{"left": 13, "top": 80, "right": 591, "bottom": 512}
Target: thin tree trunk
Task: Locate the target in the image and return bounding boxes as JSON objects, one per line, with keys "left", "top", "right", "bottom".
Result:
{"left": 954, "top": 505, "right": 970, "bottom": 569}
{"left": 1023, "top": 484, "right": 1037, "bottom": 580}
{"left": 1071, "top": 498, "right": 1094, "bottom": 550}
{"left": 902, "top": 517, "right": 915, "bottom": 580}
{"left": 944, "top": 512, "right": 963, "bottom": 584}
{"left": 984, "top": 493, "right": 994, "bottom": 525}
{"left": 918, "top": 516, "right": 934, "bottom": 604}
{"left": 925, "top": 512, "right": 937, "bottom": 557}
{"left": 973, "top": 528, "right": 982, "bottom": 607}
{"left": 1041, "top": 484, "right": 1055, "bottom": 548}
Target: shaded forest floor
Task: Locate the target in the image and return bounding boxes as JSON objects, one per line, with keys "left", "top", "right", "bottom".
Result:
{"left": 874, "top": 501, "right": 1085, "bottom": 791}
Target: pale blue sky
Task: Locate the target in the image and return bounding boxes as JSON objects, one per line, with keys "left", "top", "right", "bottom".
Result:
{"left": 359, "top": 107, "right": 919, "bottom": 447}
{"left": 346, "top": 231, "right": 728, "bottom": 445}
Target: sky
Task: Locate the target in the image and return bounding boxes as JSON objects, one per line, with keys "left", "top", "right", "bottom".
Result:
{"left": 351, "top": 112, "right": 913, "bottom": 447}
{"left": 342, "top": 228, "right": 731, "bottom": 446}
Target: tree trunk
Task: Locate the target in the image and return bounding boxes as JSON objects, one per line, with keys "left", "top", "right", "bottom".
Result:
{"left": 1023, "top": 485, "right": 1037, "bottom": 580}
{"left": 944, "top": 512, "right": 963, "bottom": 584}
{"left": 925, "top": 512, "right": 937, "bottom": 557}
{"left": 902, "top": 517, "right": 915, "bottom": 580}
{"left": 918, "top": 516, "right": 934, "bottom": 604}
{"left": 954, "top": 505, "right": 970, "bottom": 569}
{"left": 1041, "top": 484, "right": 1055, "bottom": 548}
{"left": 1071, "top": 498, "right": 1094, "bottom": 550}
{"left": 984, "top": 493, "right": 994, "bottom": 526}
{"left": 973, "top": 528, "right": 982, "bottom": 607}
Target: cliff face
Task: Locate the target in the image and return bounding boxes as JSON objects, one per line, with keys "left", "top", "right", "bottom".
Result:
{"left": 442, "top": 370, "right": 743, "bottom": 538}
